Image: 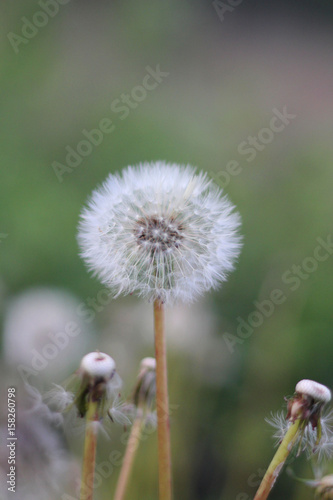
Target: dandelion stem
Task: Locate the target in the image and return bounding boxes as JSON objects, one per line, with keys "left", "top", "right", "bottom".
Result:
{"left": 114, "top": 415, "right": 143, "bottom": 500}
{"left": 154, "top": 299, "right": 173, "bottom": 500}
{"left": 80, "top": 399, "right": 99, "bottom": 500}
{"left": 254, "top": 418, "right": 302, "bottom": 500}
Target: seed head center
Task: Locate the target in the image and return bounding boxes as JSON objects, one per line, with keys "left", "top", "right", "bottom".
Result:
{"left": 134, "top": 216, "right": 183, "bottom": 252}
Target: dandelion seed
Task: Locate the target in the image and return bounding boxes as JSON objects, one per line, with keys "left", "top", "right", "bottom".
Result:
{"left": 43, "top": 383, "right": 75, "bottom": 413}
{"left": 266, "top": 409, "right": 333, "bottom": 461}
{"left": 108, "top": 395, "right": 133, "bottom": 427}
{"left": 77, "top": 162, "right": 242, "bottom": 305}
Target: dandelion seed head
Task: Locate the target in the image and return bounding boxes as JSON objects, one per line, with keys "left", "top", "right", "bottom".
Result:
{"left": 78, "top": 162, "right": 242, "bottom": 305}
{"left": 266, "top": 411, "right": 288, "bottom": 445}
{"left": 43, "top": 384, "right": 75, "bottom": 413}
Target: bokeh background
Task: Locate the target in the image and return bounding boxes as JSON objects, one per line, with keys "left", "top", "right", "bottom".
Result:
{"left": 1, "top": 1, "right": 333, "bottom": 499}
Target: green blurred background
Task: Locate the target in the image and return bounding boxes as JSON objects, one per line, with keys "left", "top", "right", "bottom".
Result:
{"left": 1, "top": 1, "right": 333, "bottom": 499}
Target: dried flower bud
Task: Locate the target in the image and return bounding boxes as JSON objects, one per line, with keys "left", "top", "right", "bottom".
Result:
{"left": 287, "top": 380, "right": 331, "bottom": 425}
{"left": 75, "top": 351, "right": 120, "bottom": 418}
{"left": 281, "top": 379, "right": 332, "bottom": 457}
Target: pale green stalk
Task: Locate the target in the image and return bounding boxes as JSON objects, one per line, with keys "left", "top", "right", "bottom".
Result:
{"left": 254, "top": 419, "right": 301, "bottom": 500}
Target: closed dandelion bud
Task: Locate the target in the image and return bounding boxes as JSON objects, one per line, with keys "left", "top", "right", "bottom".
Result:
{"left": 75, "top": 351, "right": 120, "bottom": 418}
{"left": 133, "top": 357, "right": 156, "bottom": 412}
{"left": 107, "top": 357, "right": 156, "bottom": 428}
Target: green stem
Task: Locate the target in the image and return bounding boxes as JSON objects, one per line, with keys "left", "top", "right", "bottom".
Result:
{"left": 253, "top": 419, "right": 302, "bottom": 500}
{"left": 154, "top": 300, "right": 173, "bottom": 500}
{"left": 114, "top": 415, "right": 143, "bottom": 500}
{"left": 80, "top": 399, "right": 99, "bottom": 500}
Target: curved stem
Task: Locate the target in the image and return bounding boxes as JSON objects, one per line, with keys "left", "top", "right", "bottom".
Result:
{"left": 254, "top": 419, "right": 301, "bottom": 500}
{"left": 114, "top": 415, "right": 143, "bottom": 500}
{"left": 154, "top": 300, "right": 173, "bottom": 500}
{"left": 80, "top": 399, "right": 99, "bottom": 500}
